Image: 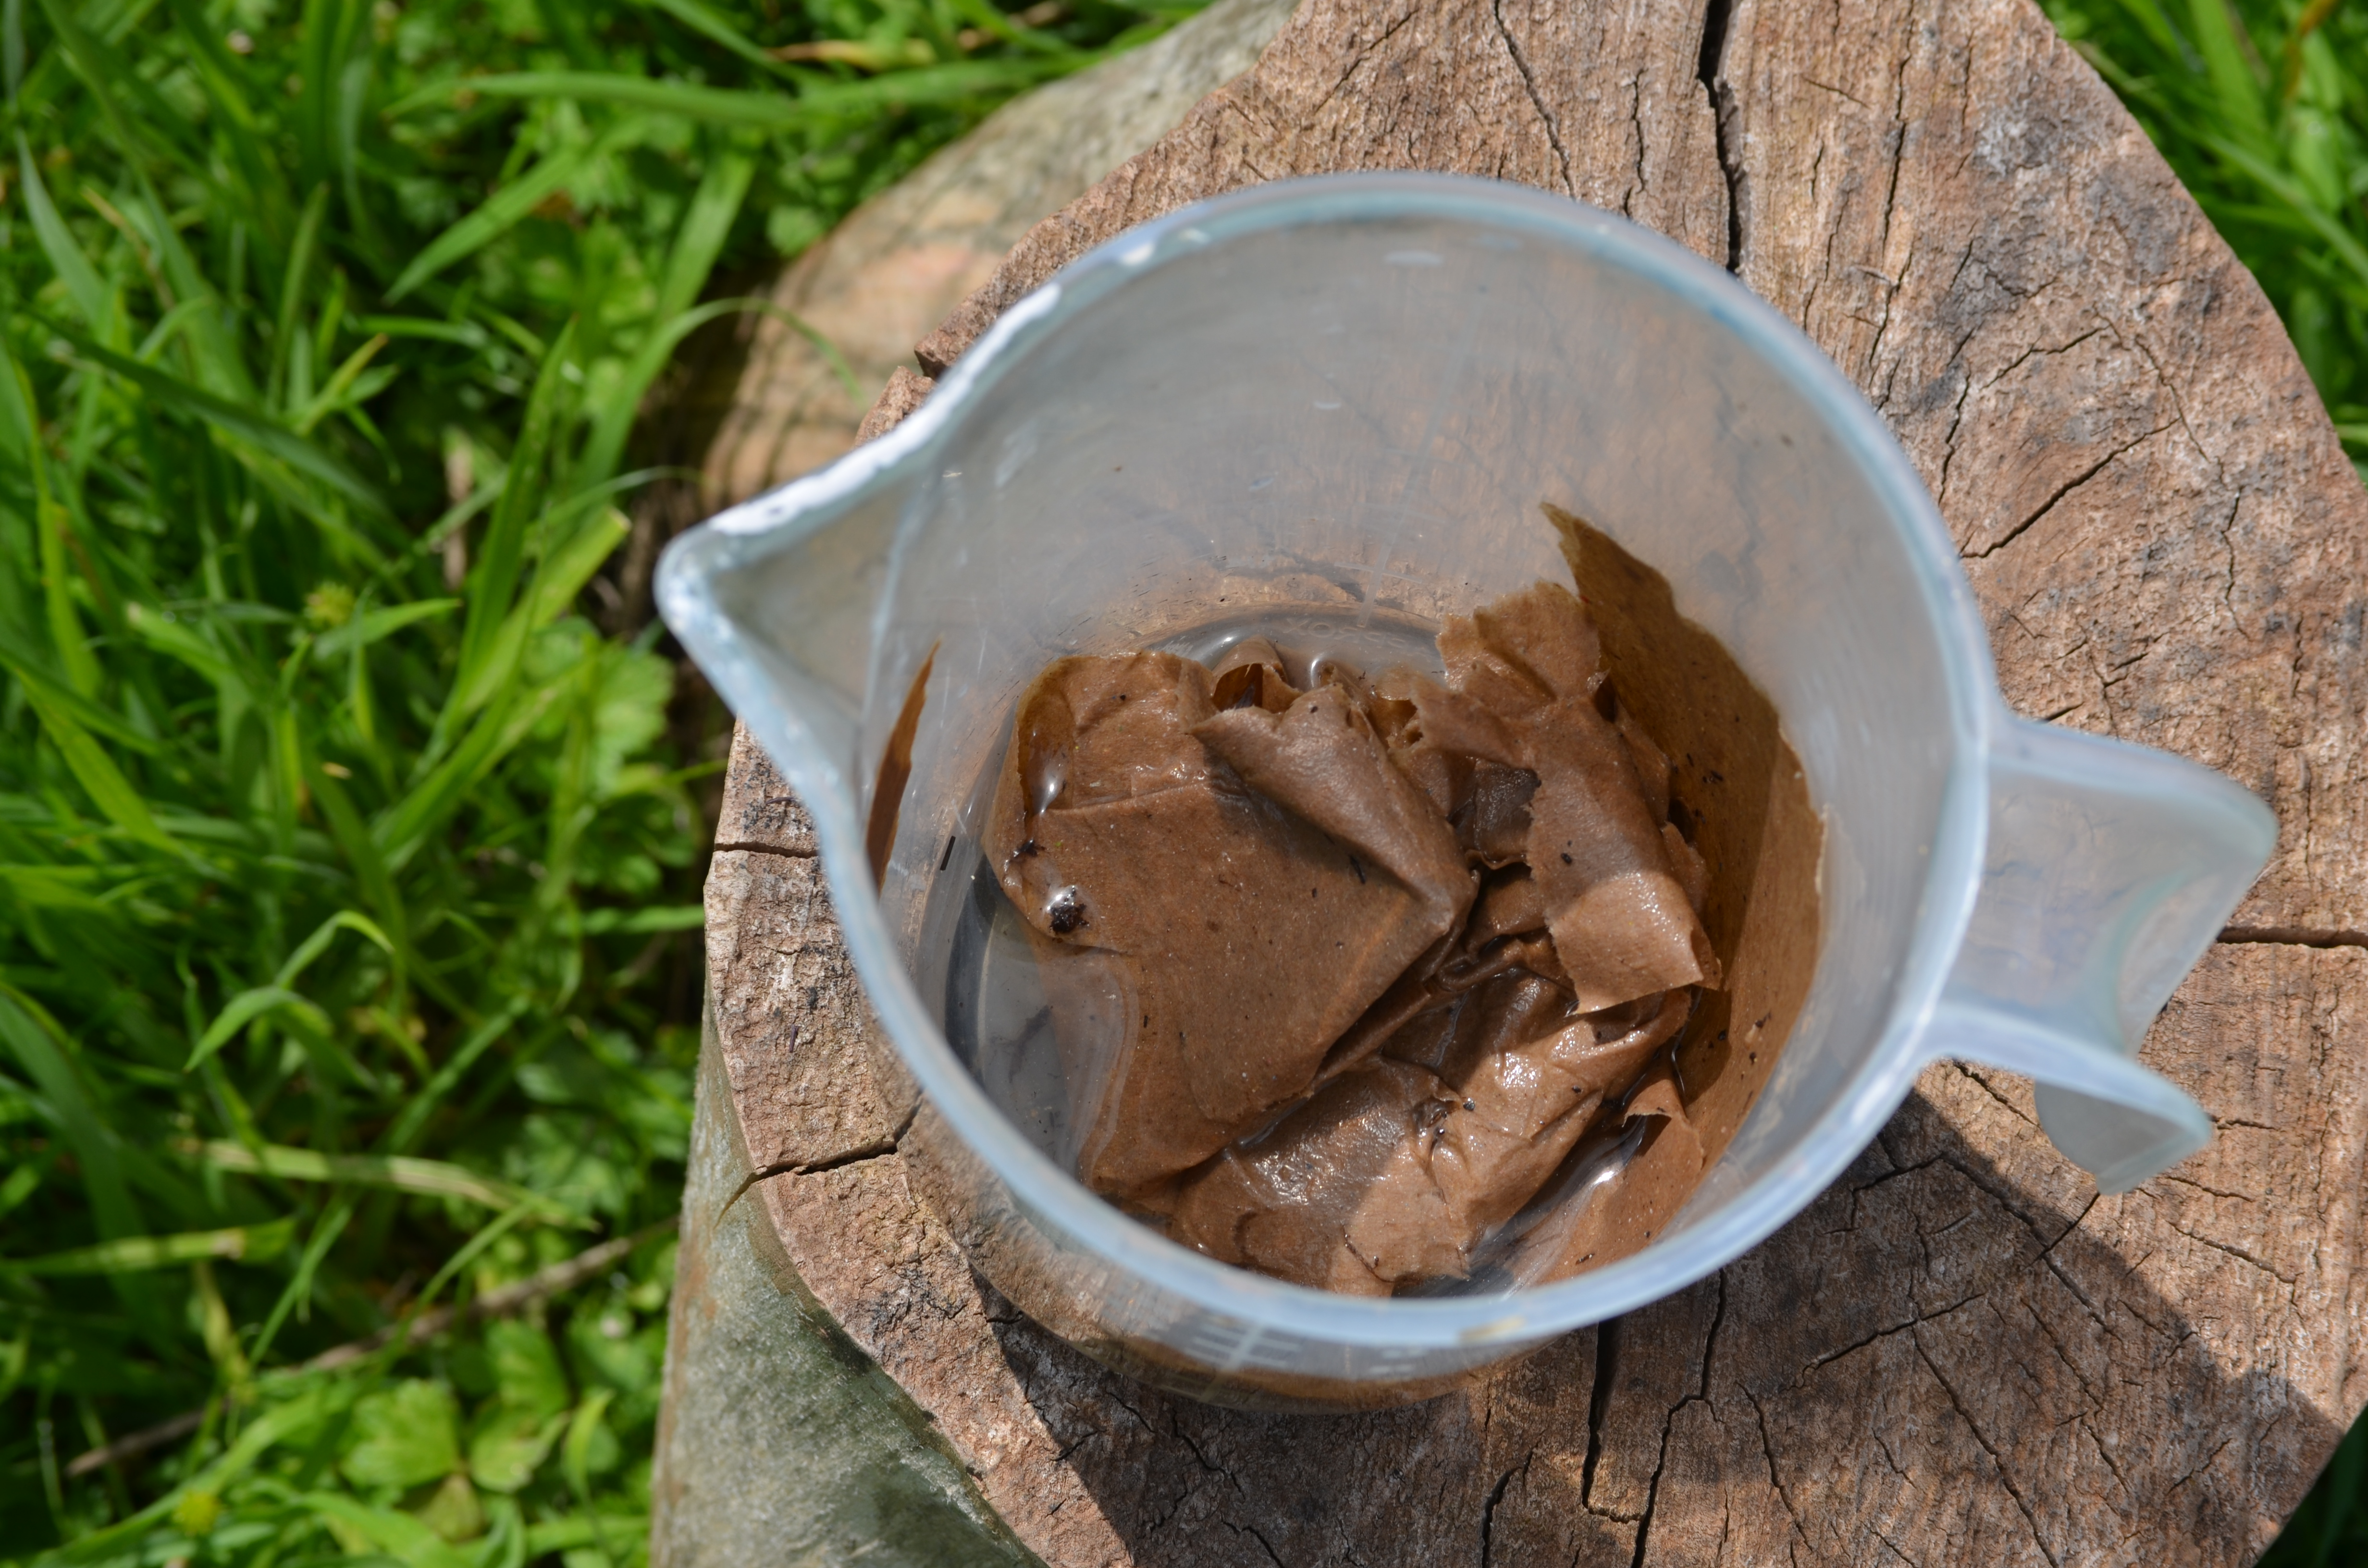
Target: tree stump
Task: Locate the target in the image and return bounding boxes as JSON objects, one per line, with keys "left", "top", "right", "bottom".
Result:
{"left": 654, "top": 0, "right": 2368, "bottom": 1563}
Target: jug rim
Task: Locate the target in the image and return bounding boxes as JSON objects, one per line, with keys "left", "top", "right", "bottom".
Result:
{"left": 662, "top": 171, "right": 2002, "bottom": 1349}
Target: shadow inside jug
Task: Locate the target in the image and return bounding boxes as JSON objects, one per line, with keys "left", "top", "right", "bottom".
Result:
{"left": 888, "top": 508, "right": 1824, "bottom": 1407}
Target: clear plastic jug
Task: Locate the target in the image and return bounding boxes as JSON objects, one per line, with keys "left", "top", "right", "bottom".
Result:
{"left": 658, "top": 173, "right": 2276, "bottom": 1408}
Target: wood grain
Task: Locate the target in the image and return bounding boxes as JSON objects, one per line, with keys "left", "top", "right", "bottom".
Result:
{"left": 676, "top": 0, "right": 2368, "bottom": 1560}
{"left": 703, "top": 849, "right": 891, "bottom": 1176}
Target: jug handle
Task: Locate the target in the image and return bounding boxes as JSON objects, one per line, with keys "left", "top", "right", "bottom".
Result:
{"left": 1923, "top": 713, "right": 2276, "bottom": 1194}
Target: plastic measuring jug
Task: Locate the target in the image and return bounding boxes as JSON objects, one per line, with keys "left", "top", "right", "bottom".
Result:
{"left": 658, "top": 172, "right": 2276, "bottom": 1409}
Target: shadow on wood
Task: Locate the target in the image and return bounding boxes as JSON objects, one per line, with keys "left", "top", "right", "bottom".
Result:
{"left": 972, "top": 1076, "right": 2341, "bottom": 1566}
{"left": 672, "top": 812, "right": 2366, "bottom": 1564}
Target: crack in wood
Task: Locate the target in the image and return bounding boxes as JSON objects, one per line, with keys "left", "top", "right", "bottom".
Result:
{"left": 1699, "top": 1273, "right": 1727, "bottom": 1403}
{"left": 720, "top": 1098, "right": 921, "bottom": 1223}
{"left": 1743, "top": 1389, "right": 1809, "bottom": 1543}
{"left": 1628, "top": 1313, "right": 1724, "bottom": 1568}
{"left": 1167, "top": 1411, "right": 1236, "bottom": 1491}
{"left": 2167, "top": 1223, "right": 2297, "bottom": 1286}
{"left": 711, "top": 836, "right": 819, "bottom": 859}
{"left": 1966, "top": 423, "right": 2173, "bottom": 560}
{"left": 1696, "top": 0, "right": 1743, "bottom": 270}
{"left": 2015, "top": 1290, "right": 2106, "bottom": 1414}
{"left": 2221, "top": 925, "right": 2368, "bottom": 949}
{"left": 1489, "top": 0, "right": 1573, "bottom": 196}
{"left": 1858, "top": 2, "right": 1919, "bottom": 392}
{"left": 791, "top": 1140, "right": 901, "bottom": 1177}
{"left": 1950, "top": 1063, "right": 2041, "bottom": 1130}
{"left": 1912, "top": 1335, "right": 2062, "bottom": 1568}
{"left": 1581, "top": 1316, "right": 1621, "bottom": 1508}
{"left": 1227, "top": 1520, "right": 1290, "bottom": 1568}
{"left": 1478, "top": 1458, "right": 1524, "bottom": 1567}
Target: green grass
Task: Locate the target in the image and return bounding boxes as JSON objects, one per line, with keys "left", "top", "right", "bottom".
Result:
{"left": 0, "top": 0, "right": 1195, "bottom": 1562}
{"left": 1, "top": 0, "right": 2362, "bottom": 1562}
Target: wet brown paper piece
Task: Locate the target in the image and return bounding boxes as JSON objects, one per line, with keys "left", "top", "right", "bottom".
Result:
{"left": 972, "top": 506, "right": 1820, "bottom": 1292}
{"left": 1545, "top": 504, "right": 1824, "bottom": 1182}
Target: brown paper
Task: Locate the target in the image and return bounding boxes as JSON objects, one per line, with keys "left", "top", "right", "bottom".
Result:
{"left": 1544, "top": 504, "right": 1824, "bottom": 1178}
{"left": 985, "top": 653, "right": 1469, "bottom": 1198}
{"left": 980, "top": 503, "right": 1821, "bottom": 1292}
{"left": 1517, "top": 1059, "right": 1708, "bottom": 1279}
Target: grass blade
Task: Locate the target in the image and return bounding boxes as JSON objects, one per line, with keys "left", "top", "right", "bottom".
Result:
{"left": 560, "top": 1386, "right": 619, "bottom": 1567}
{"left": 52, "top": 321, "right": 389, "bottom": 517}
{"left": 381, "top": 1003, "right": 527, "bottom": 1156}
{"left": 184, "top": 987, "right": 335, "bottom": 1073}
{"left": 0, "top": 988, "right": 142, "bottom": 1243}
{"left": 307, "top": 759, "right": 415, "bottom": 956}
{"left": 385, "top": 119, "right": 646, "bottom": 302}
{"left": 2185, "top": 0, "right": 2272, "bottom": 151}
{"left": 314, "top": 599, "right": 461, "bottom": 658}
{"left": 945, "top": 0, "right": 1081, "bottom": 57}
{"left": 292, "top": 330, "right": 392, "bottom": 435}
{"left": 32, "top": 0, "right": 209, "bottom": 182}
{"left": 578, "top": 906, "right": 703, "bottom": 934}
{"left": 273, "top": 909, "right": 397, "bottom": 988}
{"left": 294, "top": 1491, "right": 473, "bottom": 1568}
{"left": 448, "top": 507, "right": 628, "bottom": 725}
{"left": 525, "top": 507, "right": 631, "bottom": 624}
{"left": 444, "top": 318, "right": 577, "bottom": 728}
{"left": 390, "top": 69, "right": 802, "bottom": 123}
{"left": 0, "top": 623, "right": 166, "bottom": 752}
{"left": 580, "top": 298, "right": 851, "bottom": 485}
{"left": 180, "top": 1139, "right": 575, "bottom": 1218}
{"left": 16, "top": 135, "right": 113, "bottom": 335}
{"left": 2205, "top": 133, "right": 2368, "bottom": 287}
{"left": 391, "top": 59, "right": 1064, "bottom": 123}
{"left": 43, "top": 1385, "right": 348, "bottom": 1564}
{"left": 122, "top": 600, "right": 244, "bottom": 691}
{"left": 0, "top": 341, "right": 107, "bottom": 698}
{"left": 0, "top": 1218, "right": 296, "bottom": 1276}
{"left": 19, "top": 681, "right": 180, "bottom": 855}
{"left": 272, "top": 183, "right": 331, "bottom": 410}
{"left": 658, "top": 142, "right": 754, "bottom": 322}
{"left": 246, "top": 1197, "right": 351, "bottom": 1369}
{"left": 382, "top": 681, "right": 559, "bottom": 870}
{"left": 631, "top": 0, "right": 791, "bottom": 74}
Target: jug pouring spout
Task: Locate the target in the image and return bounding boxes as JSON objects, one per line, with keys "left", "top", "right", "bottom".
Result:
{"left": 659, "top": 285, "right": 1079, "bottom": 885}
{"left": 1929, "top": 712, "right": 2277, "bottom": 1193}
{"left": 656, "top": 392, "right": 959, "bottom": 870}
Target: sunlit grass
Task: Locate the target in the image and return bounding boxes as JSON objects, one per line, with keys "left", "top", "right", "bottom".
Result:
{"left": 0, "top": 0, "right": 1194, "bottom": 1561}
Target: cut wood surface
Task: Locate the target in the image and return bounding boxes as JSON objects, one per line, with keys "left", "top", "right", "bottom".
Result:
{"left": 658, "top": 0, "right": 2368, "bottom": 1563}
